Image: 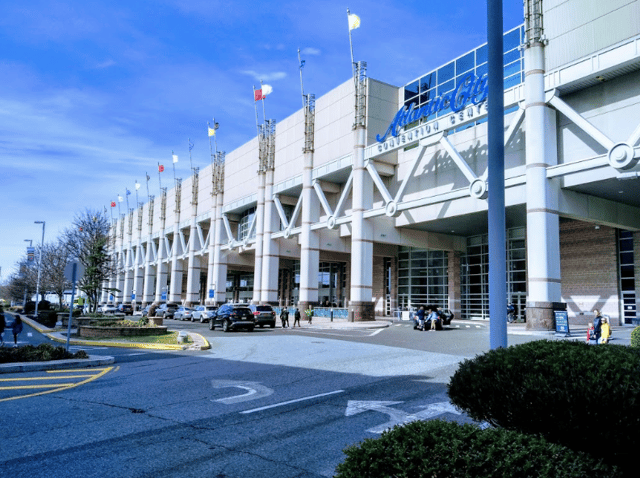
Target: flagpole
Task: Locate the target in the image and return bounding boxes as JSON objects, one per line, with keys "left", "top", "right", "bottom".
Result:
{"left": 298, "top": 49, "right": 306, "bottom": 108}
{"left": 135, "top": 182, "right": 140, "bottom": 207}
{"left": 347, "top": 8, "right": 356, "bottom": 78}
{"left": 145, "top": 172, "right": 151, "bottom": 201}
{"left": 189, "top": 138, "right": 194, "bottom": 172}
{"left": 253, "top": 85, "right": 260, "bottom": 135}
{"left": 158, "top": 162, "right": 163, "bottom": 190}
{"left": 172, "top": 151, "right": 177, "bottom": 185}
{"left": 125, "top": 190, "right": 130, "bottom": 212}
{"left": 260, "top": 80, "right": 267, "bottom": 124}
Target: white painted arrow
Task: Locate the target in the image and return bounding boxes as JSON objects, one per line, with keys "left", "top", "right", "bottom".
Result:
{"left": 345, "top": 400, "right": 461, "bottom": 434}
{"left": 211, "top": 380, "right": 274, "bottom": 405}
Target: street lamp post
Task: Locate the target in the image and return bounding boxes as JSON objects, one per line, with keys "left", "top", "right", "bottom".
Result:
{"left": 24, "top": 239, "right": 33, "bottom": 307}
{"left": 34, "top": 221, "right": 45, "bottom": 318}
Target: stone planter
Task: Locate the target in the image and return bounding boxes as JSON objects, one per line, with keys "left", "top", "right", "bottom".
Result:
{"left": 78, "top": 325, "right": 168, "bottom": 338}
{"left": 148, "top": 316, "right": 164, "bottom": 326}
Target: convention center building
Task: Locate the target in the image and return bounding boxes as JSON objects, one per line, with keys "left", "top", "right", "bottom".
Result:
{"left": 105, "top": 0, "right": 640, "bottom": 329}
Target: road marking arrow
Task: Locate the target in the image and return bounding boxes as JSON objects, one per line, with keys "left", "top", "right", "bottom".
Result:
{"left": 211, "top": 380, "right": 274, "bottom": 405}
{"left": 345, "top": 400, "right": 461, "bottom": 433}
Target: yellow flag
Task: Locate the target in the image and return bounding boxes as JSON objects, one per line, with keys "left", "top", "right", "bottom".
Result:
{"left": 348, "top": 13, "right": 360, "bottom": 31}
{"left": 208, "top": 126, "right": 216, "bottom": 137}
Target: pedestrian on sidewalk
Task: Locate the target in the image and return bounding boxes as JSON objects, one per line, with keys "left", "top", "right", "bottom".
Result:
{"left": 586, "top": 322, "right": 595, "bottom": 344}
{"left": 293, "top": 307, "right": 301, "bottom": 327}
{"left": 593, "top": 309, "right": 604, "bottom": 344}
{"left": 599, "top": 317, "right": 611, "bottom": 344}
{"left": 415, "top": 306, "right": 426, "bottom": 330}
{"left": 305, "top": 306, "right": 314, "bottom": 325}
{"left": 280, "top": 308, "right": 290, "bottom": 328}
{"left": 427, "top": 307, "right": 439, "bottom": 331}
{"left": 12, "top": 316, "right": 23, "bottom": 347}
{"left": 0, "top": 306, "right": 5, "bottom": 346}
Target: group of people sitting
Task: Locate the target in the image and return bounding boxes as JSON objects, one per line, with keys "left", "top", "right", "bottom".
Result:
{"left": 413, "top": 305, "right": 446, "bottom": 331}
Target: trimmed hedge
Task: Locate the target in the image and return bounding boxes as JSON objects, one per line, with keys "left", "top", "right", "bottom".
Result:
{"left": 0, "top": 343, "right": 88, "bottom": 363}
{"left": 334, "top": 419, "right": 620, "bottom": 478}
{"left": 448, "top": 340, "right": 640, "bottom": 471}
{"left": 631, "top": 325, "right": 640, "bottom": 348}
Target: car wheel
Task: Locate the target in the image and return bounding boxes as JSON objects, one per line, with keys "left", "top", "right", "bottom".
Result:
{"left": 209, "top": 320, "right": 215, "bottom": 330}
{"left": 259, "top": 324, "right": 264, "bottom": 328}
{"left": 248, "top": 326, "right": 255, "bottom": 332}
{"left": 200, "top": 317, "right": 204, "bottom": 323}
{"left": 222, "top": 320, "right": 230, "bottom": 332}
{"left": 270, "top": 323, "right": 275, "bottom": 328}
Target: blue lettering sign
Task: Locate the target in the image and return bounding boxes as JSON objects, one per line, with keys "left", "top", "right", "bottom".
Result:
{"left": 376, "top": 73, "right": 489, "bottom": 143}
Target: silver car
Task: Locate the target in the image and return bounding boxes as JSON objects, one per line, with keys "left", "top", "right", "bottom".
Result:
{"left": 173, "top": 306, "right": 194, "bottom": 321}
{"left": 192, "top": 305, "right": 218, "bottom": 323}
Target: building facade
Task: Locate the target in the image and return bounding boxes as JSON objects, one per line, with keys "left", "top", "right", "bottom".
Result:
{"left": 105, "top": 0, "right": 640, "bottom": 328}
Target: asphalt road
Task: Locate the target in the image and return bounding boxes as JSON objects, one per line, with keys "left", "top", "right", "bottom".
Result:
{"left": 0, "top": 321, "right": 490, "bottom": 478}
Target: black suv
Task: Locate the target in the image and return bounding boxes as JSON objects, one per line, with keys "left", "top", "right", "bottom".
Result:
{"left": 249, "top": 304, "right": 276, "bottom": 328}
{"left": 209, "top": 304, "right": 255, "bottom": 332}
{"left": 117, "top": 303, "right": 133, "bottom": 315}
{"left": 157, "top": 302, "right": 180, "bottom": 319}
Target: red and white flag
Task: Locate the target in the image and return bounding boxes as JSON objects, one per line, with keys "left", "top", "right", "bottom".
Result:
{"left": 254, "top": 84, "right": 273, "bottom": 101}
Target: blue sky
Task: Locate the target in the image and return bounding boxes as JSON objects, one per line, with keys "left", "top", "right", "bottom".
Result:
{"left": 0, "top": 0, "right": 524, "bottom": 281}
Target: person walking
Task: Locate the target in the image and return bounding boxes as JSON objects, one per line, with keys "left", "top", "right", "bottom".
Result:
{"left": 593, "top": 309, "right": 604, "bottom": 344}
{"left": 599, "top": 317, "right": 611, "bottom": 344}
{"left": 427, "top": 307, "right": 439, "bottom": 331}
{"left": 280, "top": 307, "right": 290, "bottom": 328}
{"left": 415, "top": 306, "right": 426, "bottom": 330}
{"left": 293, "top": 307, "right": 301, "bottom": 328}
{"left": 12, "top": 315, "right": 23, "bottom": 347}
{"left": 305, "top": 306, "right": 314, "bottom": 325}
{"left": 0, "top": 306, "right": 6, "bottom": 346}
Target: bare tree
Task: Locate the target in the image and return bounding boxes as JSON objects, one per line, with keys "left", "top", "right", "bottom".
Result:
{"left": 62, "top": 209, "right": 116, "bottom": 313}
{"left": 40, "top": 240, "right": 73, "bottom": 308}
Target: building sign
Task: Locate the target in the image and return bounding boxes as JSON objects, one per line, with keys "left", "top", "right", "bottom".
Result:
{"left": 367, "top": 72, "right": 489, "bottom": 159}
{"left": 27, "top": 246, "right": 35, "bottom": 262}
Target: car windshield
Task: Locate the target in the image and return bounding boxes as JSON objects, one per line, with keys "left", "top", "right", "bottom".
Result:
{"left": 255, "top": 306, "right": 272, "bottom": 311}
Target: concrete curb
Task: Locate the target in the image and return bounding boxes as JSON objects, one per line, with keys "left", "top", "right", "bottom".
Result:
{"left": 13, "top": 314, "right": 211, "bottom": 351}
{"left": 0, "top": 355, "right": 115, "bottom": 374}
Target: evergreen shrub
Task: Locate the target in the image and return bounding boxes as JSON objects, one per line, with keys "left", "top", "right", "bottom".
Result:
{"left": 447, "top": 340, "right": 640, "bottom": 471}
{"left": 334, "top": 419, "right": 620, "bottom": 478}
{"left": 0, "top": 343, "right": 88, "bottom": 363}
{"left": 631, "top": 325, "right": 640, "bottom": 348}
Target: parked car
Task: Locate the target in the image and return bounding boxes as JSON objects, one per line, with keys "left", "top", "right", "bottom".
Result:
{"left": 192, "top": 305, "right": 217, "bottom": 323}
{"left": 117, "top": 303, "right": 133, "bottom": 315}
{"left": 133, "top": 305, "right": 151, "bottom": 317}
{"left": 156, "top": 302, "right": 180, "bottom": 319}
{"left": 249, "top": 304, "right": 276, "bottom": 328}
{"left": 174, "top": 306, "right": 194, "bottom": 321}
{"left": 97, "top": 304, "right": 118, "bottom": 315}
{"left": 209, "top": 304, "right": 255, "bottom": 332}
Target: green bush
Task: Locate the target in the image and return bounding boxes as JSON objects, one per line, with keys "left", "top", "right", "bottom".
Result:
{"left": 448, "top": 340, "right": 640, "bottom": 471}
{"left": 0, "top": 343, "right": 88, "bottom": 363}
{"left": 631, "top": 325, "right": 640, "bottom": 348}
{"left": 334, "top": 419, "right": 620, "bottom": 478}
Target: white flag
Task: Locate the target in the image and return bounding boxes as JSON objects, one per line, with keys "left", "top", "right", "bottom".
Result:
{"left": 348, "top": 13, "right": 360, "bottom": 31}
{"left": 117, "top": 195, "right": 123, "bottom": 203}
{"left": 172, "top": 154, "right": 178, "bottom": 163}
{"left": 135, "top": 181, "right": 141, "bottom": 190}
{"left": 262, "top": 84, "right": 273, "bottom": 97}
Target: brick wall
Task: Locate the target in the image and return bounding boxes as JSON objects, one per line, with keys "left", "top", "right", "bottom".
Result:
{"left": 560, "top": 219, "right": 619, "bottom": 325}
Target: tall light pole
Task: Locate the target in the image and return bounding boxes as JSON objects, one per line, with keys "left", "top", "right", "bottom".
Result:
{"left": 24, "top": 239, "right": 33, "bottom": 306}
{"left": 34, "top": 221, "right": 45, "bottom": 318}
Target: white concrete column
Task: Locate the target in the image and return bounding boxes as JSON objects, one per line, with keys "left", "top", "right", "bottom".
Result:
{"left": 132, "top": 210, "right": 144, "bottom": 308}
{"left": 261, "top": 169, "right": 280, "bottom": 304}
{"left": 252, "top": 172, "right": 266, "bottom": 303}
{"left": 185, "top": 217, "right": 200, "bottom": 305}
{"left": 524, "top": 39, "right": 562, "bottom": 329}
{"left": 299, "top": 150, "right": 319, "bottom": 309}
{"left": 205, "top": 204, "right": 217, "bottom": 305}
{"left": 142, "top": 199, "right": 156, "bottom": 305}
{"left": 155, "top": 192, "right": 169, "bottom": 303}
{"left": 212, "top": 193, "right": 227, "bottom": 305}
{"left": 349, "top": 126, "right": 374, "bottom": 321}
{"left": 169, "top": 223, "right": 183, "bottom": 303}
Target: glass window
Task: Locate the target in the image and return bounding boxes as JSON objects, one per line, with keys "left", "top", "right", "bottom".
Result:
{"left": 504, "top": 49, "right": 520, "bottom": 66}
{"left": 404, "top": 80, "right": 419, "bottom": 101}
{"left": 420, "top": 88, "right": 435, "bottom": 105}
{"left": 437, "top": 62, "right": 455, "bottom": 83}
{"left": 420, "top": 73, "right": 435, "bottom": 93}
{"left": 503, "top": 28, "right": 521, "bottom": 53}
{"left": 504, "top": 60, "right": 521, "bottom": 79}
{"left": 504, "top": 74, "right": 522, "bottom": 90}
{"left": 437, "top": 79, "right": 454, "bottom": 96}
{"left": 475, "top": 63, "right": 488, "bottom": 78}
{"left": 476, "top": 45, "right": 487, "bottom": 65}
{"left": 456, "top": 52, "right": 475, "bottom": 75}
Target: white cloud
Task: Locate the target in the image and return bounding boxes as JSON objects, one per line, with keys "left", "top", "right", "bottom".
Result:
{"left": 301, "top": 47, "right": 321, "bottom": 56}
{"left": 240, "top": 70, "right": 287, "bottom": 82}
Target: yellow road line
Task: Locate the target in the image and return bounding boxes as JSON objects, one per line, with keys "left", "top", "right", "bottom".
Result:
{"left": 47, "top": 368, "right": 112, "bottom": 373}
{"left": 1, "top": 383, "right": 76, "bottom": 390}
{"left": 0, "top": 375, "right": 97, "bottom": 381}
{"left": 0, "top": 366, "right": 114, "bottom": 402}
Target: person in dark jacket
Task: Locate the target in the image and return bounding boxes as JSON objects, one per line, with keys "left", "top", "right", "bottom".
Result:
{"left": 414, "top": 306, "right": 426, "bottom": 330}
{"left": 12, "top": 315, "right": 23, "bottom": 347}
{"left": 593, "top": 309, "right": 603, "bottom": 344}
{"left": 293, "top": 308, "right": 301, "bottom": 327}
{"left": 0, "top": 306, "right": 6, "bottom": 346}
{"left": 280, "top": 308, "right": 290, "bottom": 328}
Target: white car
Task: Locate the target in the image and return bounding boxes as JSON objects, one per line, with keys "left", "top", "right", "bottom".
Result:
{"left": 97, "top": 305, "right": 118, "bottom": 315}
{"left": 192, "top": 305, "right": 218, "bottom": 323}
